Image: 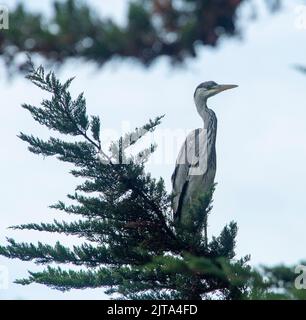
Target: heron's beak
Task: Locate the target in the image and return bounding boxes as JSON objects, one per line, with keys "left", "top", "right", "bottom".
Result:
{"left": 214, "top": 84, "right": 238, "bottom": 94}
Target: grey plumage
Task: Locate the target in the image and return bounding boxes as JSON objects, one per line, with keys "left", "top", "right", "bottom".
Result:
{"left": 172, "top": 81, "right": 238, "bottom": 226}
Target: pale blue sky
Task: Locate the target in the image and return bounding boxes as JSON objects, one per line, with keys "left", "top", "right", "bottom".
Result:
{"left": 1, "top": 0, "right": 306, "bottom": 299}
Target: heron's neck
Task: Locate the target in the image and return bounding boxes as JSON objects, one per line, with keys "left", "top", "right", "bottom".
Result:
{"left": 195, "top": 99, "right": 211, "bottom": 129}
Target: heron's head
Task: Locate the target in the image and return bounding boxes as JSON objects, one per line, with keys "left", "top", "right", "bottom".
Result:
{"left": 194, "top": 81, "right": 238, "bottom": 106}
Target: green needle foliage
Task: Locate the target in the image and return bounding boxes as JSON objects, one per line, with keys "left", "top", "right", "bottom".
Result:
{"left": 1, "top": 0, "right": 282, "bottom": 74}
{"left": 0, "top": 62, "right": 253, "bottom": 299}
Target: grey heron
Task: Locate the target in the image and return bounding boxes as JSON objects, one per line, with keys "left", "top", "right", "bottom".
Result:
{"left": 171, "top": 81, "right": 238, "bottom": 229}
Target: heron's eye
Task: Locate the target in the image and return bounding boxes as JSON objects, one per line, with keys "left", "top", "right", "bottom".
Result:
{"left": 206, "top": 82, "right": 217, "bottom": 90}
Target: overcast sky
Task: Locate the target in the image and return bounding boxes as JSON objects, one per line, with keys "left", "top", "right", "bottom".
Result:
{"left": 1, "top": 0, "right": 306, "bottom": 299}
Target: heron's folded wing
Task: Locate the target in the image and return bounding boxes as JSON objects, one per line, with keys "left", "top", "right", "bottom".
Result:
{"left": 172, "top": 129, "right": 208, "bottom": 213}
{"left": 171, "top": 135, "right": 190, "bottom": 215}
{"left": 188, "top": 128, "right": 208, "bottom": 176}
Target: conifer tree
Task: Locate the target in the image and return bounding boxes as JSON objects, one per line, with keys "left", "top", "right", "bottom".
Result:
{"left": 0, "top": 62, "right": 251, "bottom": 300}
{"left": 1, "top": 0, "right": 281, "bottom": 75}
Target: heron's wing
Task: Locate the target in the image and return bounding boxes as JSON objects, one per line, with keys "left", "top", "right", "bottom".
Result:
{"left": 171, "top": 150, "right": 189, "bottom": 218}
{"left": 172, "top": 129, "right": 208, "bottom": 217}
{"left": 188, "top": 128, "right": 208, "bottom": 176}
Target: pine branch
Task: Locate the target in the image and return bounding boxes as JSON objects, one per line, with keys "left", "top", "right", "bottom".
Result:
{"left": 1, "top": 0, "right": 281, "bottom": 75}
